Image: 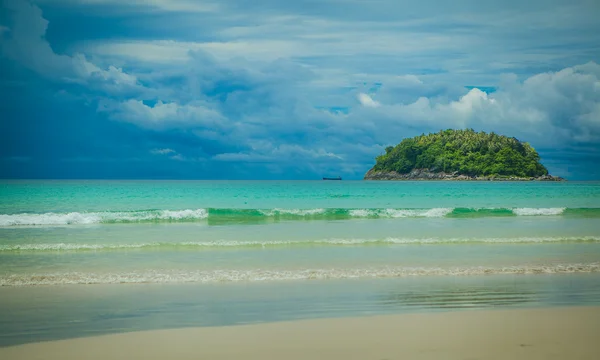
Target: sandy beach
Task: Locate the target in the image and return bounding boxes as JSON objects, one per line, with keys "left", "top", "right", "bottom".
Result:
{"left": 1, "top": 306, "right": 599, "bottom": 360}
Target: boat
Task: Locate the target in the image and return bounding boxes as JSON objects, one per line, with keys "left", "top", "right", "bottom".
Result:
{"left": 322, "top": 176, "right": 342, "bottom": 180}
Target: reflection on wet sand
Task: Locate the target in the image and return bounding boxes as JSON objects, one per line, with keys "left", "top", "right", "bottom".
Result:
{"left": 380, "top": 286, "right": 537, "bottom": 309}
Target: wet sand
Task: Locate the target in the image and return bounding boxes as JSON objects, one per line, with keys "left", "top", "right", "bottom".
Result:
{"left": 1, "top": 306, "right": 599, "bottom": 360}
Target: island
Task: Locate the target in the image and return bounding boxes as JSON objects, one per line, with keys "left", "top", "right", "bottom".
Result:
{"left": 364, "top": 129, "right": 564, "bottom": 181}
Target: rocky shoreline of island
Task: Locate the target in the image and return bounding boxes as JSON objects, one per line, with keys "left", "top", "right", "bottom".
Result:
{"left": 364, "top": 168, "right": 565, "bottom": 181}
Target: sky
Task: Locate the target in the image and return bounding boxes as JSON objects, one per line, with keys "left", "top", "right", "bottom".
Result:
{"left": 1, "top": 0, "right": 599, "bottom": 180}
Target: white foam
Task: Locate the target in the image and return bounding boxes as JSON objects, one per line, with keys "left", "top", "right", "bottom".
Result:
{"left": 2, "top": 263, "right": 598, "bottom": 286}
{"left": 348, "top": 208, "right": 453, "bottom": 218}
{"left": 258, "top": 208, "right": 326, "bottom": 216}
{"left": 2, "top": 236, "right": 598, "bottom": 252}
{"left": 346, "top": 209, "right": 372, "bottom": 217}
{"left": 155, "top": 209, "right": 208, "bottom": 220}
{"left": 0, "top": 243, "right": 158, "bottom": 251}
{"left": 0, "top": 207, "right": 575, "bottom": 226}
{"left": 512, "top": 208, "right": 566, "bottom": 216}
{"left": 0, "top": 209, "right": 208, "bottom": 226}
{"left": 421, "top": 208, "right": 455, "bottom": 217}
{"left": 0, "top": 212, "right": 102, "bottom": 226}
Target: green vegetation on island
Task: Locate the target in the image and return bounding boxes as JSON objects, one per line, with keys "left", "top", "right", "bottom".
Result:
{"left": 366, "top": 129, "right": 560, "bottom": 180}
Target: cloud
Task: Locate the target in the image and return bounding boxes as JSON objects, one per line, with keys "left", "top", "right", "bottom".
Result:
{"left": 99, "top": 60, "right": 600, "bottom": 178}
{"left": 33, "top": 0, "right": 219, "bottom": 13}
{"left": 1, "top": 0, "right": 73, "bottom": 76}
{"left": 0, "top": 0, "right": 141, "bottom": 94}
{"left": 349, "top": 62, "right": 600, "bottom": 143}
{"left": 214, "top": 144, "right": 343, "bottom": 163}
{"left": 150, "top": 148, "right": 175, "bottom": 155}
{"left": 357, "top": 93, "right": 380, "bottom": 108}
{"left": 1, "top": 0, "right": 599, "bottom": 179}
{"left": 71, "top": 55, "right": 137, "bottom": 85}
{"left": 69, "top": 0, "right": 599, "bottom": 86}
{"left": 99, "top": 100, "right": 226, "bottom": 130}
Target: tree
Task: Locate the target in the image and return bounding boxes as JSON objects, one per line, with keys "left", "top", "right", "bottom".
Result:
{"left": 370, "top": 129, "right": 549, "bottom": 177}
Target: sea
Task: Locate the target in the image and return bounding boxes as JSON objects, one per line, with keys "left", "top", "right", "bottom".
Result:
{"left": 1, "top": 180, "right": 600, "bottom": 345}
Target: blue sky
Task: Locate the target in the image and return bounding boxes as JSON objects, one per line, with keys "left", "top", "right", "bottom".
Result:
{"left": 1, "top": 0, "right": 599, "bottom": 179}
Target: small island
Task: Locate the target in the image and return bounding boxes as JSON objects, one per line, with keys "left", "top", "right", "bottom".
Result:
{"left": 364, "top": 129, "right": 564, "bottom": 181}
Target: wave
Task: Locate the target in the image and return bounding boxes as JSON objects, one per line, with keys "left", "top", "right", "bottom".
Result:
{"left": 2, "top": 263, "right": 598, "bottom": 286}
{"left": 348, "top": 208, "right": 454, "bottom": 218}
{"left": 1, "top": 207, "right": 598, "bottom": 226}
{"left": 0, "top": 209, "right": 209, "bottom": 226}
{"left": 2, "top": 236, "right": 599, "bottom": 252}
{"left": 512, "top": 208, "right": 566, "bottom": 216}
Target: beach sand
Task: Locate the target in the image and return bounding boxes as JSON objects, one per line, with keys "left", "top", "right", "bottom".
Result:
{"left": 1, "top": 306, "right": 599, "bottom": 360}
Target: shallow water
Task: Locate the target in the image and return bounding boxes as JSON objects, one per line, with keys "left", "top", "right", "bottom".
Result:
{"left": 1, "top": 274, "right": 600, "bottom": 346}
{"left": 1, "top": 180, "right": 599, "bottom": 345}
{"left": 1, "top": 180, "right": 599, "bottom": 285}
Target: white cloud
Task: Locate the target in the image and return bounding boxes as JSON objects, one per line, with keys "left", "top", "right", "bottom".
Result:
{"left": 81, "top": 39, "right": 308, "bottom": 64}
{"left": 169, "top": 154, "right": 185, "bottom": 161}
{"left": 80, "top": 40, "right": 200, "bottom": 64}
{"left": 356, "top": 62, "right": 600, "bottom": 147}
{"left": 72, "top": 0, "right": 599, "bottom": 88}
{"left": 150, "top": 148, "right": 175, "bottom": 155}
{"left": 100, "top": 100, "right": 226, "bottom": 130}
{"left": 357, "top": 93, "right": 380, "bottom": 108}
{"left": 71, "top": 54, "right": 137, "bottom": 86}
{"left": 214, "top": 144, "right": 343, "bottom": 162}
{"left": 449, "top": 88, "right": 495, "bottom": 115}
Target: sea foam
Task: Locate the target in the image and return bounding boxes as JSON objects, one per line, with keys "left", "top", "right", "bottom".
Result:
{"left": 2, "top": 236, "right": 599, "bottom": 252}
{"left": 2, "top": 263, "right": 598, "bottom": 286}
{"left": 0, "top": 209, "right": 208, "bottom": 226}
{"left": 258, "top": 208, "right": 327, "bottom": 216}
{"left": 512, "top": 208, "right": 566, "bottom": 216}
{"left": 348, "top": 208, "right": 453, "bottom": 218}
{"left": 0, "top": 206, "right": 594, "bottom": 226}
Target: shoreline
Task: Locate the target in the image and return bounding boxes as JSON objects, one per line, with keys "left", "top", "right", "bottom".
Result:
{"left": 2, "top": 306, "right": 598, "bottom": 359}
{"left": 364, "top": 169, "right": 565, "bottom": 181}
{"left": 364, "top": 179, "right": 564, "bottom": 181}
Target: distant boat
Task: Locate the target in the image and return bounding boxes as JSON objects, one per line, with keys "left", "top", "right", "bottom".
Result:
{"left": 323, "top": 176, "right": 342, "bottom": 180}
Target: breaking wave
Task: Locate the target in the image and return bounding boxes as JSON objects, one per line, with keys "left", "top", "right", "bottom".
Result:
{"left": 512, "top": 208, "right": 566, "bottom": 216}
{"left": 0, "top": 207, "right": 598, "bottom": 226}
{"left": 0, "top": 209, "right": 209, "bottom": 226}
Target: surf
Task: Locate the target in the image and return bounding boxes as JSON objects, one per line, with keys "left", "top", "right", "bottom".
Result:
{"left": 1, "top": 207, "right": 599, "bottom": 226}
{"left": 2, "top": 262, "right": 599, "bottom": 286}
{"left": 2, "top": 236, "right": 599, "bottom": 252}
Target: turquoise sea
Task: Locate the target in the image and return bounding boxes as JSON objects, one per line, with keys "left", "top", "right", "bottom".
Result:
{"left": 1, "top": 180, "right": 600, "bottom": 345}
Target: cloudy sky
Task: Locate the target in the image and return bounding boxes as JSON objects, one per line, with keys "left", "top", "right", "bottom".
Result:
{"left": 1, "top": 0, "right": 599, "bottom": 179}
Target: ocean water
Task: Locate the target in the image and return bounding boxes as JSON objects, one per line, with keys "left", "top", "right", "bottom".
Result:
{"left": 1, "top": 180, "right": 600, "bottom": 345}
